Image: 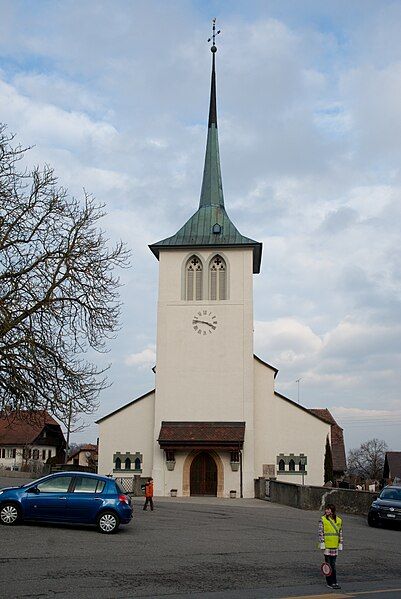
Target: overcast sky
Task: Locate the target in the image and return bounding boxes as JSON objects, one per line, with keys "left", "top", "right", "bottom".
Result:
{"left": 1, "top": 0, "right": 401, "bottom": 452}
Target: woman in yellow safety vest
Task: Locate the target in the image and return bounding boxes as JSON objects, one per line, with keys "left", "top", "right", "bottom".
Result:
{"left": 318, "top": 503, "right": 343, "bottom": 589}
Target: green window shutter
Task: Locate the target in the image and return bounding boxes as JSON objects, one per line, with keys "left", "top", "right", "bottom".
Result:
{"left": 219, "top": 267, "right": 226, "bottom": 300}
{"left": 210, "top": 269, "right": 217, "bottom": 300}
{"left": 195, "top": 269, "right": 203, "bottom": 300}
{"left": 187, "top": 269, "right": 194, "bottom": 300}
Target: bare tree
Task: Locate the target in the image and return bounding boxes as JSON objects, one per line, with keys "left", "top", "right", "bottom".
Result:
{"left": 347, "top": 438, "right": 388, "bottom": 480}
{"left": 0, "top": 125, "right": 130, "bottom": 419}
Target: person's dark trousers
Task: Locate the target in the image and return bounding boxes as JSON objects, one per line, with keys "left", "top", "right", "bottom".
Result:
{"left": 324, "top": 555, "right": 337, "bottom": 586}
{"left": 143, "top": 497, "right": 154, "bottom": 511}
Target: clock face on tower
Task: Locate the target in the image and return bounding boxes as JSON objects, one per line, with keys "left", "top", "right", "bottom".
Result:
{"left": 192, "top": 310, "right": 218, "bottom": 335}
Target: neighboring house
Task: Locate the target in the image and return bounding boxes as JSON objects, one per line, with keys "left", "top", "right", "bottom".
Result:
{"left": 383, "top": 452, "right": 401, "bottom": 481}
{"left": 309, "top": 409, "right": 347, "bottom": 480}
{"left": 0, "top": 411, "right": 65, "bottom": 472}
{"left": 66, "top": 443, "right": 98, "bottom": 471}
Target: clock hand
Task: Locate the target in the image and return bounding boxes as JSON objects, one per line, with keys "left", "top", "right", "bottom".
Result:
{"left": 193, "top": 319, "right": 214, "bottom": 327}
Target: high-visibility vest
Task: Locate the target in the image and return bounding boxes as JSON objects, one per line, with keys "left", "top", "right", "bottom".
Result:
{"left": 322, "top": 515, "right": 342, "bottom": 549}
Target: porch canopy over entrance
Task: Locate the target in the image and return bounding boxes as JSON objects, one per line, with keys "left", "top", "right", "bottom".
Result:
{"left": 158, "top": 421, "right": 245, "bottom": 451}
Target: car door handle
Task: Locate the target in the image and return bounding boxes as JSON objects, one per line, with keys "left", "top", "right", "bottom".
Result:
{"left": 94, "top": 498, "right": 102, "bottom": 501}
{"left": 58, "top": 497, "right": 67, "bottom": 500}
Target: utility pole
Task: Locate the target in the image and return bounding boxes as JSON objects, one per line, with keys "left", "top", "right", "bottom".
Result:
{"left": 296, "top": 378, "right": 302, "bottom": 404}
{"left": 64, "top": 399, "right": 72, "bottom": 464}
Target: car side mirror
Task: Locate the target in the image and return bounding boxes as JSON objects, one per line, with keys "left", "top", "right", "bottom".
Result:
{"left": 27, "top": 486, "right": 39, "bottom": 494}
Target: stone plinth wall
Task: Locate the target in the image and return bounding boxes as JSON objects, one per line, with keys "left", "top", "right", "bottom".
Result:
{"left": 0, "top": 470, "right": 34, "bottom": 479}
{"left": 255, "top": 478, "right": 378, "bottom": 516}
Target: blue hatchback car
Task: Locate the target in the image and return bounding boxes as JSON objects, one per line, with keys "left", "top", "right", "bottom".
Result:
{"left": 0, "top": 472, "right": 132, "bottom": 533}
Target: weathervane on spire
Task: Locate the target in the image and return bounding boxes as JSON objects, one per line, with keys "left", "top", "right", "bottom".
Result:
{"left": 207, "top": 18, "right": 221, "bottom": 52}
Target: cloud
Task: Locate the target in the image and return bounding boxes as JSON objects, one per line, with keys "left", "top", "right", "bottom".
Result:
{"left": 2, "top": 1, "right": 401, "bottom": 451}
{"left": 125, "top": 346, "right": 156, "bottom": 369}
{"left": 255, "top": 318, "right": 322, "bottom": 364}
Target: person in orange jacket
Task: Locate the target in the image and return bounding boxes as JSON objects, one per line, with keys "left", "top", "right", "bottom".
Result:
{"left": 143, "top": 477, "right": 154, "bottom": 511}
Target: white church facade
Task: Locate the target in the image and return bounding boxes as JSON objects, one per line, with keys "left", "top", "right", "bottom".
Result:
{"left": 97, "top": 41, "right": 335, "bottom": 497}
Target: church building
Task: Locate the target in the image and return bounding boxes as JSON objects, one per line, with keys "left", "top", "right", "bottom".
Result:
{"left": 97, "top": 37, "right": 335, "bottom": 497}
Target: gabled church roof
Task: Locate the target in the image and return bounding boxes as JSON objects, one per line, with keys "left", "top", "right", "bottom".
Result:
{"left": 149, "top": 43, "right": 262, "bottom": 273}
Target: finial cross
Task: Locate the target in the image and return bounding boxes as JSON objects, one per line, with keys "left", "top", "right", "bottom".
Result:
{"left": 207, "top": 18, "right": 221, "bottom": 47}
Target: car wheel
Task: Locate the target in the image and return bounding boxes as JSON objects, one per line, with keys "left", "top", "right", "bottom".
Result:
{"left": 97, "top": 511, "right": 120, "bottom": 534}
{"left": 368, "top": 512, "right": 379, "bottom": 527}
{"left": 0, "top": 503, "right": 21, "bottom": 525}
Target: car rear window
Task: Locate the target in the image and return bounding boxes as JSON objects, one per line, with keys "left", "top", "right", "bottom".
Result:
{"left": 115, "top": 481, "right": 126, "bottom": 494}
{"left": 73, "top": 476, "right": 106, "bottom": 494}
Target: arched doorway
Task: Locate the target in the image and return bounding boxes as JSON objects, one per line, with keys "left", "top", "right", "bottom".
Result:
{"left": 190, "top": 451, "right": 217, "bottom": 496}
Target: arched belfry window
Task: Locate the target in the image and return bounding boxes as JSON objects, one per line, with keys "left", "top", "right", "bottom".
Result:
{"left": 186, "top": 256, "right": 203, "bottom": 301}
{"left": 209, "top": 255, "right": 227, "bottom": 300}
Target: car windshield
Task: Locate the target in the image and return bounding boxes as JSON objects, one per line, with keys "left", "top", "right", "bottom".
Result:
{"left": 380, "top": 488, "right": 401, "bottom": 501}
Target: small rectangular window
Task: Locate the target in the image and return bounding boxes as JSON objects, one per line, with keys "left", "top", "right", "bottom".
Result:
{"left": 73, "top": 477, "right": 98, "bottom": 493}
{"left": 96, "top": 480, "right": 106, "bottom": 494}
{"left": 48, "top": 449, "right": 52, "bottom": 458}
{"left": 42, "top": 450, "right": 46, "bottom": 460}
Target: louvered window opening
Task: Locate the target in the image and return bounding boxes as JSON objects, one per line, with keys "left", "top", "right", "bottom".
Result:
{"left": 186, "top": 256, "right": 203, "bottom": 300}
{"left": 210, "top": 255, "right": 227, "bottom": 300}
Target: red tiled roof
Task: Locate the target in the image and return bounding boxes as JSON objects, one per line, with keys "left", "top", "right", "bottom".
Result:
{"left": 158, "top": 421, "right": 245, "bottom": 448}
{"left": 0, "top": 411, "right": 60, "bottom": 445}
{"left": 68, "top": 444, "right": 98, "bottom": 461}
{"left": 309, "top": 409, "right": 347, "bottom": 473}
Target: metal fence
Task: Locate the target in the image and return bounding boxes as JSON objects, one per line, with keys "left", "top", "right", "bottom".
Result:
{"left": 114, "top": 476, "right": 146, "bottom": 496}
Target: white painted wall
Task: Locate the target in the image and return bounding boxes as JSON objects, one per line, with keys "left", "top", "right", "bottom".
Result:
{"left": 0, "top": 445, "right": 56, "bottom": 470}
{"left": 253, "top": 357, "right": 331, "bottom": 486}
{"left": 97, "top": 392, "right": 155, "bottom": 477}
{"left": 152, "top": 247, "right": 255, "bottom": 496}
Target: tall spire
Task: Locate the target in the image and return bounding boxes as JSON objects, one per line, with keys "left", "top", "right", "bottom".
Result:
{"left": 149, "top": 19, "right": 262, "bottom": 274}
{"left": 199, "top": 20, "right": 224, "bottom": 208}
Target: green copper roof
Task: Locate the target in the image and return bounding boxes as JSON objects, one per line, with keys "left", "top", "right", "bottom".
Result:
{"left": 149, "top": 46, "right": 262, "bottom": 274}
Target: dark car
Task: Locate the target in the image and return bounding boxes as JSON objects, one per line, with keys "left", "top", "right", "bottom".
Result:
{"left": 0, "top": 472, "right": 132, "bottom": 533}
{"left": 368, "top": 485, "right": 401, "bottom": 527}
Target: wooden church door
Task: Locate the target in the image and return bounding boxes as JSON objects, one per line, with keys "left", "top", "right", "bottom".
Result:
{"left": 190, "top": 452, "right": 217, "bottom": 496}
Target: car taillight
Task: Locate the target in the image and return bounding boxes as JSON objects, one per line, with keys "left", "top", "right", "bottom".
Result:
{"left": 119, "top": 494, "right": 129, "bottom": 505}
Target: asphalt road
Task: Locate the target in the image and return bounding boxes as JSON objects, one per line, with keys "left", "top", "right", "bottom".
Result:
{"left": 0, "top": 485, "right": 400, "bottom": 599}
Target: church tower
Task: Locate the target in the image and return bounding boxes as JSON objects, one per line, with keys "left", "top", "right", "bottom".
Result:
{"left": 97, "top": 23, "right": 335, "bottom": 493}
{"left": 149, "top": 27, "right": 262, "bottom": 497}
